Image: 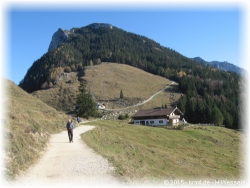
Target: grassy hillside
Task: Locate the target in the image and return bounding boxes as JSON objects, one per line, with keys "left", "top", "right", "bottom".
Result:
{"left": 3, "top": 78, "right": 70, "bottom": 179}
{"left": 84, "top": 63, "right": 171, "bottom": 100}
{"left": 31, "top": 71, "right": 80, "bottom": 112}
{"left": 81, "top": 120, "right": 245, "bottom": 183}
{"left": 32, "top": 63, "right": 181, "bottom": 112}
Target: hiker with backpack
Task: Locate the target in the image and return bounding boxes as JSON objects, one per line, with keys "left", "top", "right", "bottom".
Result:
{"left": 66, "top": 119, "right": 74, "bottom": 143}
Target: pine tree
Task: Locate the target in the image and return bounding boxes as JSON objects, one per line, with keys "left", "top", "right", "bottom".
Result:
{"left": 76, "top": 81, "right": 97, "bottom": 118}
{"left": 179, "top": 95, "right": 187, "bottom": 114}
{"left": 212, "top": 105, "right": 224, "bottom": 126}
{"left": 120, "top": 89, "right": 124, "bottom": 99}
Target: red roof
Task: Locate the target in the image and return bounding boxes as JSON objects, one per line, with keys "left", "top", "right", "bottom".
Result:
{"left": 131, "top": 107, "right": 183, "bottom": 118}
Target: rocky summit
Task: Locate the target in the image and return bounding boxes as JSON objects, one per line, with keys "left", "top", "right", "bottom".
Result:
{"left": 48, "top": 28, "right": 72, "bottom": 52}
{"left": 48, "top": 23, "right": 113, "bottom": 52}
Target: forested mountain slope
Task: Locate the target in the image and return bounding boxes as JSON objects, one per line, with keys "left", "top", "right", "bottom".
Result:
{"left": 19, "top": 23, "right": 244, "bottom": 129}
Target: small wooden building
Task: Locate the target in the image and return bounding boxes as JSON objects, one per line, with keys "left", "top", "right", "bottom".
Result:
{"left": 131, "top": 107, "right": 184, "bottom": 126}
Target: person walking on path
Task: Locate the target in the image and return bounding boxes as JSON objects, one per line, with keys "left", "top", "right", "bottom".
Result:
{"left": 77, "top": 116, "right": 81, "bottom": 125}
{"left": 66, "top": 119, "right": 74, "bottom": 143}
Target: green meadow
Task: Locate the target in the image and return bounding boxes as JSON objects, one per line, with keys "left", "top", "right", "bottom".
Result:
{"left": 81, "top": 120, "right": 245, "bottom": 183}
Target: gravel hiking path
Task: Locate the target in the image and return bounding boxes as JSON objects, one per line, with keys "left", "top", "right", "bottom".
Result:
{"left": 7, "top": 124, "right": 123, "bottom": 187}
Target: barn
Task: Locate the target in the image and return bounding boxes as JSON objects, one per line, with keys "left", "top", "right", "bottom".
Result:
{"left": 131, "top": 106, "right": 184, "bottom": 126}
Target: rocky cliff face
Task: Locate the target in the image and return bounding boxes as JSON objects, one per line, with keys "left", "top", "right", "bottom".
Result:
{"left": 48, "top": 28, "right": 72, "bottom": 52}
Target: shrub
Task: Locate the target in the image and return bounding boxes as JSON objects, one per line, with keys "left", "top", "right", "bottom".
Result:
{"left": 70, "top": 64, "right": 77, "bottom": 71}
{"left": 77, "top": 64, "right": 83, "bottom": 70}
{"left": 118, "top": 114, "right": 129, "bottom": 120}
{"left": 51, "top": 75, "right": 59, "bottom": 83}
{"left": 177, "top": 124, "right": 185, "bottom": 130}
{"left": 41, "top": 81, "right": 49, "bottom": 89}
{"left": 64, "top": 66, "right": 71, "bottom": 73}
{"left": 118, "top": 114, "right": 125, "bottom": 120}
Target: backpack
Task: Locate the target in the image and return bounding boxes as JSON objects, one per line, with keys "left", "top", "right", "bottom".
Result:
{"left": 67, "top": 122, "right": 72, "bottom": 131}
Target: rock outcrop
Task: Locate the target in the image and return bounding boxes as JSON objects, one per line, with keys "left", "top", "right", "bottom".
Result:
{"left": 48, "top": 23, "right": 113, "bottom": 52}
{"left": 48, "top": 28, "right": 72, "bottom": 52}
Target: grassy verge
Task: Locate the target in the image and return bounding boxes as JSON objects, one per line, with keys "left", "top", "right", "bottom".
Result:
{"left": 4, "top": 79, "right": 70, "bottom": 180}
{"left": 81, "top": 120, "right": 244, "bottom": 183}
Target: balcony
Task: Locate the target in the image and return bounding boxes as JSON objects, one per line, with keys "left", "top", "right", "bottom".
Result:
{"left": 169, "top": 115, "right": 180, "bottom": 119}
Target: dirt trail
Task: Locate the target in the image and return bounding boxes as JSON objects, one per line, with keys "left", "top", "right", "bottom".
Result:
{"left": 7, "top": 125, "right": 123, "bottom": 187}
{"left": 105, "top": 81, "right": 174, "bottom": 111}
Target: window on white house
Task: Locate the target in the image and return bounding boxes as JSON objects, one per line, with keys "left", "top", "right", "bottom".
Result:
{"left": 159, "top": 120, "right": 163, "bottom": 123}
{"left": 150, "top": 121, "right": 154, "bottom": 124}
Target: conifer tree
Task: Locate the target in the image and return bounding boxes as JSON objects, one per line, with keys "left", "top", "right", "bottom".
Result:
{"left": 212, "top": 106, "right": 224, "bottom": 126}
{"left": 120, "top": 89, "right": 124, "bottom": 99}
{"left": 76, "top": 81, "right": 97, "bottom": 118}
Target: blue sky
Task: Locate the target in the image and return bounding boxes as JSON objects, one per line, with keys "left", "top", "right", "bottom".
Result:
{"left": 4, "top": 3, "right": 245, "bottom": 85}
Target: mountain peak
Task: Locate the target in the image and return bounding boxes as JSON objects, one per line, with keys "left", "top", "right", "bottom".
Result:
{"left": 48, "top": 28, "right": 72, "bottom": 52}
{"left": 48, "top": 23, "right": 113, "bottom": 52}
{"left": 192, "top": 57, "right": 206, "bottom": 64}
{"left": 193, "top": 57, "right": 203, "bottom": 61}
{"left": 192, "top": 57, "right": 247, "bottom": 76}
